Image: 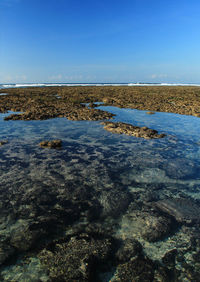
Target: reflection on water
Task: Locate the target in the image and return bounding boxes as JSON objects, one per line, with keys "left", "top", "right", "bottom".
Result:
{"left": 0, "top": 107, "right": 200, "bottom": 281}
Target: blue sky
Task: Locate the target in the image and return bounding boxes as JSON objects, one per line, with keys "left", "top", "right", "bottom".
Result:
{"left": 1, "top": 0, "right": 200, "bottom": 83}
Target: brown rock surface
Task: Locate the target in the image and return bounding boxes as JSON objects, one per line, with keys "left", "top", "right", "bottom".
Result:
{"left": 39, "top": 139, "right": 62, "bottom": 149}
{"left": 1, "top": 86, "right": 200, "bottom": 121}
{"left": 101, "top": 121, "right": 166, "bottom": 139}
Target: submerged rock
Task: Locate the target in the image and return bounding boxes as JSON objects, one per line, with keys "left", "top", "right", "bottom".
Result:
{"left": 99, "top": 188, "right": 132, "bottom": 218}
{"left": 141, "top": 214, "right": 172, "bottom": 242}
{"left": 115, "top": 238, "right": 143, "bottom": 263}
{"left": 39, "top": 139, "right": 62, "bottom": 149}
{"left": 0, "top": 140, "right": 8, "bottom": 146}
{"left": 154, "top": 198, "right": 200, "bottom": 224}
{"left": 162, "top": 249, "right": 178, "bottom": 267}
{"left": 10, "top": 223, "right": 40, "bottom": 251}
{"left": 0, "top": 242, "right": 15, "bottom": 265}
{"left": 101, "top": 121, "right": 165, "bottom": 139}
{"left": 38, "top": 233, "right": 113, "bottom": 281}
{"left": 114, "top": 255, "right": 155, "bottom": 282}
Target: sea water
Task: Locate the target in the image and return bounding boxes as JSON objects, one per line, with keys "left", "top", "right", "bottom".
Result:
{"left": 0, "top": 105, "right": 200, "bottom": 280}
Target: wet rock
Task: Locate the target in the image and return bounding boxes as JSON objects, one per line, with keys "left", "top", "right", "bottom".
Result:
{"left": 154, "top": 198, "right": 200, "bottom": 224}
{"left": 101, "top": 121, "right": 165, "bottom": 139}
{"left": 0, "top": 242, "right": 15, "bottom": 265}
{"left": 122, "top": 206, "right": 174, "bottom": 243}
{"left": 114, "top": 255, "right": 155, "bottom": 282}
{"left": 99, "top": 188, "right": 132, "bottom": 218}
{"left": 10, "top": 223, "right": 41, "bottom": 251}
{"left": 162, "top": 249, "right": 177, "bottom": 267}
{"left": 146, "top": 111, "right": 155, "bottom": 115}
{"left": 39, "top": 139, "right": 62, "bottom": 149}
{"left": 38, "top": 233, "right": 113, "bottom": 281}
{"left": 141, "top": 214, "right": 172, "bottom": 242}
{"left": 4, "top": 114, "right": 22, "bottom": 121}
{"left": 115, "top": 238, "right": 142, "bottom": 263}
{"left": 89, "top": 102, "right": 97, "bottom": 108}
{"left": 0, "top": 140, "right": 8, "bottom": 146}
{"left": 154, "top": 265, "right": 179, "bottom": 282}
{"left": 65, "top": 107, "right": 114, "bottom": 121}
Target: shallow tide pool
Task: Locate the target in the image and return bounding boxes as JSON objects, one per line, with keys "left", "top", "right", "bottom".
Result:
{"left": 0, "top": 106, "right": 200, "bottom": 281}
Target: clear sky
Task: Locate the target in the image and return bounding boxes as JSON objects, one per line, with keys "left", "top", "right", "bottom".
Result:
{"left": 1, "top": 0, "right": 200, "bottom": 83}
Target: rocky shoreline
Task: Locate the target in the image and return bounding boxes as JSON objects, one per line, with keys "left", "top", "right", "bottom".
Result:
{"left": 1, "top": 86, "right": 200, "bottom": 120}
{"left": 0, "top": 86, "right": 200, "bottom": 281}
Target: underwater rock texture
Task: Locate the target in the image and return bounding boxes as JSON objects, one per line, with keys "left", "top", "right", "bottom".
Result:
{"left": 114, "top": 255, "right": 155, "bottom": 282}
{"left": 38, "top": 233, "right": 113, "bottom": 281}
{"left": 154, "top": 198, "right": 200, "bottom": 224}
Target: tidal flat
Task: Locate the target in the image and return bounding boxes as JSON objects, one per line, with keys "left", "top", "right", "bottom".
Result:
{"left": 0, "top": 86, "right": 200, "bottom": 281}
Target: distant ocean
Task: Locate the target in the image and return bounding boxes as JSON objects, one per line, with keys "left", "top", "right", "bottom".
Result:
{"left": 1, "top": 82, "right": 200, "bottom": 89}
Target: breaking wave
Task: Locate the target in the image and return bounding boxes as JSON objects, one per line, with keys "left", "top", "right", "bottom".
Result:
{"left": 1, "top": 82, "right": 200, "bottom": 89}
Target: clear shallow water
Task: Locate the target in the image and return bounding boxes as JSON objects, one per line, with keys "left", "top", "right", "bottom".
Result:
{"left": 0, "top": 107, "right": 200, "bottom": 280}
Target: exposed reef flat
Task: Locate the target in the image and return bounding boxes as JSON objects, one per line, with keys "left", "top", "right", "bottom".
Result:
{"left": 39, "top": 139, "right": 62, "bottom": 149}
{"left": 101, "top": 121, "right": 166, "bottom": 139}
{"left": 1, "top": 86, "right": 200, "bottom": 121}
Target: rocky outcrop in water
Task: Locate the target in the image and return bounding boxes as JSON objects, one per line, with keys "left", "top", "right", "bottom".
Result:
{"left": 101, "top": 122, "right": 166, "bottom": 139}
{"left": 39, "top": 139, "right": 62, "bottom": 149}
{"left": 154, "top": 198, "right": 200, "bottom": 224}
{"left": 0, "top": 140, "right": 8, "bottom": 146}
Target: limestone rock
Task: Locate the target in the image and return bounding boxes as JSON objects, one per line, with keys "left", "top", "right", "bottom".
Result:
{"left": 101, "top": 121, "right": 165, "bottom": 139}
{"left": 39, "top": 139, "right": 62, "bottom": 149}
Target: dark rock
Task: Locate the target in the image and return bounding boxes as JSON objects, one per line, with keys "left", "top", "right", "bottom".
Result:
{"left": 99, "top": 188, "right": 132, "bottom": 218}
{"left": 154, "top": 266, "right": 172, "bottom": 282}
{"left": 0, "top": 140, "right": 8, "bottom": 146}
{"left": 101, "top": 121, "right": 165, "bottom": 139}
{"left": 115, "top": 238, "right": 143, "bottom": 263}
{"left": 89, "top": 102, "right": 97, "bottom": 108}
{"left": 0, "top": 242, "right": 15, "bottom": 265}
{"left": 162, "top": 249, "right": 177, "bottom": 267}
{"left": 114, "top": 255, "right": 155, "bottom": 282}
{"left": 10, "top": 223, "right": 41, "bottom": 251}
{"left": 141, "top": 214, "right": 172, "bottom": 242}
{"left": 154, "top": 198, "right": 200, "bottom": 224}
{"left": 39, "top": 139, "right": 62, "bottom": 149}
{"left": 38, "top": 233, "right": 113, "bottom": 281}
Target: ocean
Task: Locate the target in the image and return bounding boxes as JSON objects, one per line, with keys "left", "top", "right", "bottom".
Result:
{"left": 1, "top": 82, "right": 200, "bottom": 89}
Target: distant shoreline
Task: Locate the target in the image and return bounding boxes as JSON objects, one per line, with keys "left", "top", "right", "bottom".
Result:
{"left": 1, "top": 82, "right": 200, "bottom": 89}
